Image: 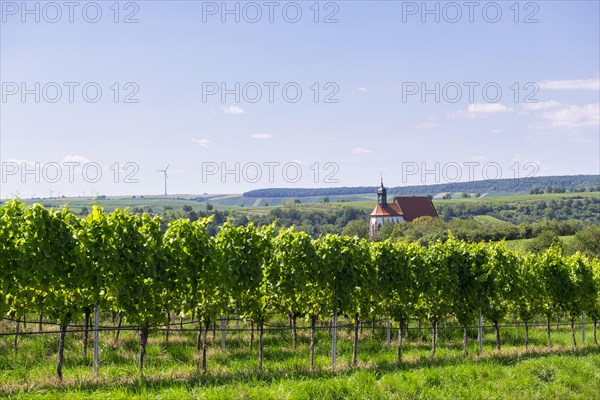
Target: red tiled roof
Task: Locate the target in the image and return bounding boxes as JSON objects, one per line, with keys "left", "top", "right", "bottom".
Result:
{"left": 370, "top": 203, "right": 403, "bottom": 217}
{"left": 393, "top": 196, "right": 438, "bottom": 221}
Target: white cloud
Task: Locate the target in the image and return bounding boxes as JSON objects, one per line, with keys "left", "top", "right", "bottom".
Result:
{"left": 192, "top": 138, "right": 211, "bottom": 147}
{"left": 60, "top": 155, "right": 91, "bottom": 173}
{"left": 322, "top": 136, "right": 333, "bottom": 141}
{"left": 468, "top": 103, "right": 512, "bottom": 114}
{"left": 251, "top": 133, "right": 273, "bottom": 140}
{"left": 538, "top": 103, "right": 599, "bottom": 128}
{"left": 222, "top": 106, "right": 245, "bottom": 114}
{"left": 450, "top": 103, "right": 513, "bottom": 119}
{"left": 568, "top": 137, "right": 594, "bottom": 144}
{"left": 511, "top": 153, "right": 543, "bottom": 169}
{"left": 352, "top": 146, "right": 371, "bottom": 154}
{"left": 351, "top": 87, "right": 368, "bottom": 95}
{"left": 537, "top": 79, "right": 600, "bottom": 90}
{"left": 522, "top": 100, "right": 561, "bottom": 111}
{"left": 410, "top": 121, "right": 441, "bottom": 129}
{"left": 493, "top": 129, "right": 503, "bottom": 133}
{"left": 6, "top": 155, "right": 94, "bottom": 176}
{"left": 6, "top": 158, "right": 37, "bottom": 168}
{"left": 63, "top": 155, "right": 91, "bottom": 164}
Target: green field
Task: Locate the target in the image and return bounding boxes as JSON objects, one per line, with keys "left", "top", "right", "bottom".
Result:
{"left": 210, "top": 191, "right": 600, "bottom": 210}
{"left": 472, "top": 215, "right": 507, "bottom": 226}
{"left": 504, "top": 236, "right": 578, "bottom": 253}
{"left": 6, "top": 196, "right": 238, "bottom": 215}
{"left": 3, "top": 191, "right": 597, "bottom": 216}
{"left": 1, "top": 315, "right": 599, "bottom": 399}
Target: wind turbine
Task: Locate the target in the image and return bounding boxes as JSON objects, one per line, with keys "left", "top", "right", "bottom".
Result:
{"left": 157, "top": 164, "right": 169, "bottom": 196}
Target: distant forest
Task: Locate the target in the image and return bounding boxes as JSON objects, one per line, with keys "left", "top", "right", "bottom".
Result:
{"left": 243, "top": 175, "right": 600, "bottom": 198}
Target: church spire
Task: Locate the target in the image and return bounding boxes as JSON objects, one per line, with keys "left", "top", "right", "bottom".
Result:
{"left": 377, "top": 176, "right": 387, "bottom": 205}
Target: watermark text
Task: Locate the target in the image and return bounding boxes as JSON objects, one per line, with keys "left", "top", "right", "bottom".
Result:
{"left": 401, "top": 161, "right": 540, "bottom": 184}
{"left": 1, "top": 82, "right": 140, "bottom": 104}
{"left": 201, "top": 161, "right": 339, "bottom": 184}
{"left": 1, "top": 1, "right": 140, "bottom": 23}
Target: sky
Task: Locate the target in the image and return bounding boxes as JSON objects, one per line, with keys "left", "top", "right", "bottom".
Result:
{"left": 1, "top": 0, "right": 599, "bottom": 198}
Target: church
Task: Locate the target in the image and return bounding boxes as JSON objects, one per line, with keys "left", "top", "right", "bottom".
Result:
{"left": 370, "top": 180, "right": 438, "bottom": 238}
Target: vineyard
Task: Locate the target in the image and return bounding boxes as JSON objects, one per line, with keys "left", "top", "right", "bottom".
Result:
{"left": 0, "top": 200, "right": 599, "bottom": 389}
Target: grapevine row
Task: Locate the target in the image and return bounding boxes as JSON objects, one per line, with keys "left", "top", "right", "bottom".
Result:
{"left": 0, "top": 200, "right": 599, "bottom": 380}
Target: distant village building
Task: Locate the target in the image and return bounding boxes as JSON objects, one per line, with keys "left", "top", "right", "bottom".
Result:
{"left": 369, "top": 180, "right": 438, "bottom": 238}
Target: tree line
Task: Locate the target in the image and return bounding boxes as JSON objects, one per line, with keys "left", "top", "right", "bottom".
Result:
{"left": 242, "top": 175, "right": 600, "bottom": 198}
{"left": 0, "top": 200, "right": 599, "bottom": 381}
{"left": 370, "top": 217, "right": 600, "bottom": 256}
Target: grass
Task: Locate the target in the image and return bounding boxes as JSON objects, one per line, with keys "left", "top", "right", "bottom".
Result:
{"left": 250, "top": 192, "right": 600, "bottom": 209}
{"left": 435, "top": 192, "right": 600, "bottom": 203}
{"left": 1, "top": 315, "right": 599, "bottom": 399}
{"left": 472, "top": 215, "right": 507, "bottom": 226}
{"left": 9, "top": 197, "right": 237, "bottom": 214}
{"left": 2, "top": 191, "right": 597, "bottom": 216}
{"left": 504, "top": 235, "right": 576, "bottom": 253}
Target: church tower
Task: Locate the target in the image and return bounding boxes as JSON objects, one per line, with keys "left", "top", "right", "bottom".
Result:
{"left": 377, "top": 176, "right": 387, "bottom": 205}
{"left": 369, "top": 177, "right": 439, "bottom": 239}
{"left": 369, "top": 178, "right": 403, "bottom": 238}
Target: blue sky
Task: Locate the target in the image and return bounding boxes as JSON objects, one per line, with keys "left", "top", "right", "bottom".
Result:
{"left": 1, "top": 0, "right": 599, "bottom": 197}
